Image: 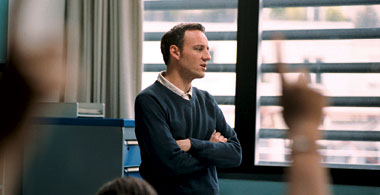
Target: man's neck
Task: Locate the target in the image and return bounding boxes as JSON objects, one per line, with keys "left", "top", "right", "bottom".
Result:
{"left": 163, "top": 69, "right": 192, "bottom": 93}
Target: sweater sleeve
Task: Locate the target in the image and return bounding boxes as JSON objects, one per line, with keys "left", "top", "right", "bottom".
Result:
{"left": 135, "top": 94, "right": 207, "bottom": 176}
{"left": 188, "top": 95, "right": 242, "bottom": 168}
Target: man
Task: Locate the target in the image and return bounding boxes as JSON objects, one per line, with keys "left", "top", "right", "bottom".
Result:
{"left": 134, "top": 23, "right": 242, "bottom": 195}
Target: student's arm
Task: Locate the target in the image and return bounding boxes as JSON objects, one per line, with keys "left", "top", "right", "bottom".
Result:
{"left": 277, "top": 55, "right": 331, "bottom": 195}
{"left": 135, "top": 94, "right": 207, "bottom": 176}
{"left": 186, "top": 96, "right": 242, "bottom": 168}
{"left": 287, "top": 123, "right": 330, "bottom": 195}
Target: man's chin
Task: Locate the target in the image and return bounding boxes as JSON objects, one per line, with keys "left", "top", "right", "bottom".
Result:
{"left": 194, "top": 74, "right": 205, "bottom": 79}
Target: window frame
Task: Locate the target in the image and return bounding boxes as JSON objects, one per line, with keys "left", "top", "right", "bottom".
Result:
{"left": 224, "top": 0, "right": 380, "bottom": 187}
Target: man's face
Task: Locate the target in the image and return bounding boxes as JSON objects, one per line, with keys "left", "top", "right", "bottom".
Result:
{"left": 177, "top": 30, "right": 211, "bottom": 81}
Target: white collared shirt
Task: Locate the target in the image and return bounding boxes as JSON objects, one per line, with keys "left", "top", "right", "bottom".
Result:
{"left": 157, "top": 71, "right": 192, "bottom": 100}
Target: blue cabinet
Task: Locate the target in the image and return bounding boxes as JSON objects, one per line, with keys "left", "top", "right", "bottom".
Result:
{"left": 123, "top": 126, "right": 142, "bottom": 178}
{"left": 123, "top": 141, "right": 141, "bottom": 167}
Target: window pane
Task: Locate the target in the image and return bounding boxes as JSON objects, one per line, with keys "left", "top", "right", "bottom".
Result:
{"left": 257, "top": 4, "right": 380, "bottom": 169}
{"left": 258, "top": 139, "right": 380, "bottom": 168}
{"left": 262, "top": 5, "right": 380, "bottom": 30}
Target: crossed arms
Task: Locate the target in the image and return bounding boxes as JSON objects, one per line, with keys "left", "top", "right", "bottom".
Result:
{"left": 134, "top": 93, "right": 242, "bottom": 177}
{"left": 176, "top": 130, "right": 227, "bottom": 152}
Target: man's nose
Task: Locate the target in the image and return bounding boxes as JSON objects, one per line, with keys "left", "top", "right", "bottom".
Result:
{"left": 203, "top": 51, "right": 211, "bottom": 61}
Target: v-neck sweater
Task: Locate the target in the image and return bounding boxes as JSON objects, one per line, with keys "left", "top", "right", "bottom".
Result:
{"left": 135, "top": 81, "right": 242, "bottom": 195}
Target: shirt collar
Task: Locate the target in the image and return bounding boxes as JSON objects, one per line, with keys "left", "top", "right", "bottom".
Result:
{"left": 157, "top": 71, "right": 192, "bottom": 100}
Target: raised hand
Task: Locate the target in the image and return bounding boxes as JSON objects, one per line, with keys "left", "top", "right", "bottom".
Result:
{"left": 275, "top": 40, "right": 326, "bottom": 138}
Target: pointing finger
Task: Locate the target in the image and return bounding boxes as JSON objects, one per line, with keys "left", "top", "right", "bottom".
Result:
{"left": 274, "top": 33, "right": 289, "bottom": 88}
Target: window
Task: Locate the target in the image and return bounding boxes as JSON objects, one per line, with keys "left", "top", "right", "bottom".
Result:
{"left": 258, "top": 2, "right": 380, "bottom": 169}
{"left": 234, "top": 0, "right": 380, "bottom": 186}
{"left": 143, "top": 0, "right": 238, "bottom": 127}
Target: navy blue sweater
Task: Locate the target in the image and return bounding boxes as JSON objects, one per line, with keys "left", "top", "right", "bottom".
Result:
{"left": 135, "top": 81, "right": 242, "bottom": 195}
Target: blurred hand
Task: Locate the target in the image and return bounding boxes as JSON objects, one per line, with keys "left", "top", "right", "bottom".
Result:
{"left": 176, "top": 139, "right": 191, "bottom": 152}
{"left": 209, "top": 130, "right": 227, "bottom": 143}
{"left": 275, "top": 40, "right": 326, "bottom": 138}
{"left": 9, "top": 40, "right": 65, "bottom": 99}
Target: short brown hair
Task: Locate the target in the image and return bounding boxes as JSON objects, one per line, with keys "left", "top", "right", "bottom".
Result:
{"left": 160, "top": 23, "right": 205, "bottom": 65}
{"left": 96, "top": 177, "right": 157, "bottom": 195}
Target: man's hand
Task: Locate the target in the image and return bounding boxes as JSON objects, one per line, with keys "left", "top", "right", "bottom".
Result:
{"left": 176, "top": 139, "right": 191, "bottom": 152}
{"left": 209, "top": 130, "right": 227, "bottom": 143}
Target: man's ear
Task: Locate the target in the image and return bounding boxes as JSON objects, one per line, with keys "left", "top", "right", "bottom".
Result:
{"left": 169, "top": 45, "right": 180, "bottom": 60}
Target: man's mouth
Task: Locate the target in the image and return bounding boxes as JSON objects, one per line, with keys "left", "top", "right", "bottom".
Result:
{"left": 201, "top": 64, "right": 207, "bottom": 71}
